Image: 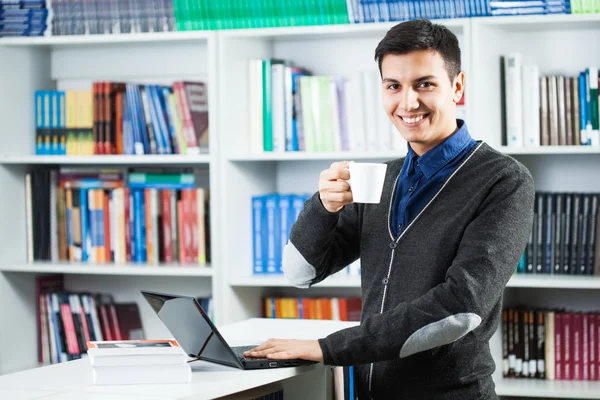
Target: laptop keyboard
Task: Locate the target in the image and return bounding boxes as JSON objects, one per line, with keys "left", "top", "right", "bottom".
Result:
{"left": 232, "top": 345, "right": 269, "bottom": 361}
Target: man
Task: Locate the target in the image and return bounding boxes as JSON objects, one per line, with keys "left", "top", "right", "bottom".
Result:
{"left": 244, "top": 19, "right": 534, "bottom": 399}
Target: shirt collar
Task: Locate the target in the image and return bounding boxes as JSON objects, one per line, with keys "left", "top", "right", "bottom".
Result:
{"left": 406, "top": 119, "right": 472, "bottom": 179}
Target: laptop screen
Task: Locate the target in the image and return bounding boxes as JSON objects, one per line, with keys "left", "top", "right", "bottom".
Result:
{"left": 141, "top": 290, "right": 243, "bottom": 369}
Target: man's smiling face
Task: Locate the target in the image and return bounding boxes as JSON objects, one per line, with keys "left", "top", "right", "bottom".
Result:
{"left": 381, "top": 50, "right": 465, "bottom": 155}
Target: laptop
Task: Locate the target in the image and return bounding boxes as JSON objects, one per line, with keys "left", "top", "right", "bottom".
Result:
{"left": 140, "top": 290, "right": 317, "bottom": 370}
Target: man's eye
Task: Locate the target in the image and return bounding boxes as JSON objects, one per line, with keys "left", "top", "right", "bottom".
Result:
{"left": 387, "top": 84, "right": 399, "bottom": 90}
{"left": 418, "top": 82, "right": 433, "bottom": 88}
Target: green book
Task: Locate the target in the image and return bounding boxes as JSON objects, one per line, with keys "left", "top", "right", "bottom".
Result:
{"left": 263, "top": 59, "right": 273, "bottom": 151}
{"left": 129, "top": 173, "right": 195, "bottom": 186}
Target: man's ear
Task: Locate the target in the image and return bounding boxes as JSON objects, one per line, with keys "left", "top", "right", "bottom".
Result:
{"left": 452, "top": 72, "right": 465, "bottom": 104}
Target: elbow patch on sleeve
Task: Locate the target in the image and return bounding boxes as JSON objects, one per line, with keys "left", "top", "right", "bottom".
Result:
{"left": 399, "top": 313, "right": 482, "bottom": 358}
{"left": 281, "top": 241, "right": 316, "bottom": 288}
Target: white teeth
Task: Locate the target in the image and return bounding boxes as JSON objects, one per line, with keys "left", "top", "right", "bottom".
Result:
{"left": 402, "top": 115, "right": 425, "bottom": 123}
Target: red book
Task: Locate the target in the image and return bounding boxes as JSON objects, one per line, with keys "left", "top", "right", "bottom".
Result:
{"left": 583, "top": 313, "right": 590, "bottom": 380}
{"left": 563, "top": 312, "right": 572, "bottom": 380}
{"left": 103, "top": 81, "right": 111, "bottom": 154}
{"left": 190, "top": 189, "right": 198, "bottom": 264}
{"left": 573, "top": 313, "right": 582, "bottom": 380}
{"left": 103, "top": 191, "right": 111, "bottom": 263}
{"left": 161, "top": 190, "right": 173, "bottom": 262}
{"left": 177, "top": 197, "right": 185, "bottom": 264}
{"left": 596, "top": 313, "right": 600, "bottom": 381}
{"left": 115, "top": 92, "right": 123, "bottom": 155}
{"left": 590, "top": 313, "right": 597, "bottom": 381}
{"left": 555, "top": 312, "right": 563, "bottom": 380}
{"left": 35, "top": 275, "right": 64, "bottom": 364}
{"left": 59, "top": 298, "right": 80, "bottom": 355}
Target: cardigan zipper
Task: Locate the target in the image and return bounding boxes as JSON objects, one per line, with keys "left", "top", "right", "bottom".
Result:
{"left": 367, "top": 142, "right": 483, "bottom": 397}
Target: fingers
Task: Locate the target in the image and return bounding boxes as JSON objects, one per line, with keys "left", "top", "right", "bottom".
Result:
{"left": 319, "top": 161, "right": 354, "bottom": 213}
{"left": 243, "top": 339, "right": 286, "bottom": 358}
{"left": 321, "top": 161, "right": 351, "bottom": 181}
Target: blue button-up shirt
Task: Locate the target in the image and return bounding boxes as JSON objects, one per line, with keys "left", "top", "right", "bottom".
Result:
{"left": 392, "top": 119, "right": 478, "bottom": 236}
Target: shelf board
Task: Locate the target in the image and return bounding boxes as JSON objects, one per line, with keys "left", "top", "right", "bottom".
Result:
{"left": 0, "top": 31, "right": 213, "bottom": 46}
{"left": 230, "top": 274, "right": 600, "bottom": 289}
{"left": 476, "top": 13, "right": 600, "bottom": 31}
{"left": 507, "top": 274, "right": 600, "bottom": 289}
{"left": 229, "top": 151, "right": 403, "bottom": 162}
{"left": 0, "top": 262, "right": 213, "bottom": 277}
{"left": 230, "top": 275, "right": 360, "bottom": 288}
{"left": 0, "top": 154, "right": 211, "bottom": 165}
{"left": 220, "top": 19, "right": 468, "bottom": 39}
{"left": 495, "top": 378, "right": 600, "bottom": 398}
{"left": 500, "top": 146, "right": 600, "bottom": 155}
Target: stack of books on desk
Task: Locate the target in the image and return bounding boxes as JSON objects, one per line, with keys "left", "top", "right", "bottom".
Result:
{"left": 87, "top": 339, "right": 191, "bottom": 385}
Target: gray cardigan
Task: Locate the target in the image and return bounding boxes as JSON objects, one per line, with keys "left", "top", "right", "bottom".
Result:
{"left": 282, "top": 142, "right": 535, "bottom": 399}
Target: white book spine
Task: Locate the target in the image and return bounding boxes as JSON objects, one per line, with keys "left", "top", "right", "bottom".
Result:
{"left": 109, "top": 192, "right": 117, "bottom": 263}
{"left": 249, "top": 59, "right": 264, "bottom": 153}
{"left": 505, "top": 53, "right": 524, "bottom": 147}
{"left": 345, "top": 77, "right": 365, "bottom": 152}
{"left": 284, "top": 66, "right": 295, "bottom": 151}
{"left": 271, "top": 63, "right": 286, "bottom": 152}
{"left": 522, "top": 65, "right": 540, "bottom": 147}
{"left": 361, "top": 70, "right": 379, "bottom": 151}
{"left": 330, "top": 79, "right": 342, "bottom": 152}
{"left": 372, "top": 70, "right": 392, "bottom": 151}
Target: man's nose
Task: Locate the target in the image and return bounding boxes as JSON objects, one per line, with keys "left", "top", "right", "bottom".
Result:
{"left": 399, "top": 89, "right": 419, "bottom": 112}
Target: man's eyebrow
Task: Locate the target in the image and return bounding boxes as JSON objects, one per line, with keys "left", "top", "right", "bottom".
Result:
{"left": 381, "top": 75, "right": 438, "bottom": 84}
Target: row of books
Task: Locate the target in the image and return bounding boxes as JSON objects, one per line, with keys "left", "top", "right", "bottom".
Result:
{"left": 517, "top": 192, "right": 600, "bottom": 276}
{"left": 0, "top": 0, "right": 47, "bottom": 37}
{"left": 252, "top": 193, "right": 310, "bottom": 274}
{"left": 502, "top": 307, "right": 600, "bottom": 381}
{"left": 488, "top": 0, "right": 571, "bottom": 16}
{"left": 249, "top": 59, "right": 460, "bottom": 154}
{"left": 263, "top": 296, "right": 362, "bottom": 321}
{"left": 34, "top": 81, "right": 208, "bottom": 156}
{"left": 5, "top": 0, "right": 589, "bottom": 39}
{"left": 36, "top": 275, "right": 144, "bottom": 365}
{"left": 174, "top": 0, "right": 349, "bottom": 30}
{"left": 26, "top": 168, "right": 211, "bottom": 265}
{"left": 346, "top": 0, "right": 568, "bottom": 22}
{"left": 501, "top": 55, "right": 600, "bottom": 148}
{"left": 51, "top": 0, "right": 176, "bottom": 36}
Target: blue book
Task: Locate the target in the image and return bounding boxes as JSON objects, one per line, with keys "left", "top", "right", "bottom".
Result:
{"left": 579, "top": 72, "right": 589, "bottom": 145}
{"left": 133, "top": 85, "right": 150, "bottom": 154}
{"left": 48, "top": 294, "right": 66, "bottom": 363}
{"left": 278, "top": 195, "right": 292, "bottom": 267}
{"left": 252, "top": 196, "right": 265, "bottom": 274}
{"left": 297, "top": 297, "right": 303, "bottom": 319}
{"left": 80, "top": 188, "right": 89, "bottom": 262}
{"left": 125, "top": 84, "right": 143, "bottom": 154}
{"left": 265, "top": 194, "right": 279, "bottom": 274}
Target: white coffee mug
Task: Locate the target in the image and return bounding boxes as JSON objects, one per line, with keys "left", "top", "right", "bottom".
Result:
{"left": 346, "top": 162, "right": 388, "bottom": 204}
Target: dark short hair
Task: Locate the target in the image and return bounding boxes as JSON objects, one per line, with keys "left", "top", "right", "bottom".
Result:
{"left": 374, "top": 19, "right": 462, "bottom": 82}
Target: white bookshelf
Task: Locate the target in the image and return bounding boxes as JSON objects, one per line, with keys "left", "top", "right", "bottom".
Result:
{"left": 0, "top": 262, "right": 213, "bottom": 277}
{"left": 230, "top": 274, "right": 361, "bottom": 288}
{"left": 500, "top": 146, "right": 600, "bottom": 155}
{"left": 495, "top": 378, "right": 600, "bottom": 398}
{"left": 0, "top": 31, "right": 220, "bottom": 376}
{"left": 229, "top": 274, "right": 600, "bottom": 290}
{"left": 0, "top": 13, "right": 599, "bottom": 398}
{"left": 0, "top": 154, "right": 211, "bottom": 165}
{"left": 228, "top": 151, "right": 405, "bottom": 162}
{"left": 0, "top": 31, "right": 213, "bottom": 46}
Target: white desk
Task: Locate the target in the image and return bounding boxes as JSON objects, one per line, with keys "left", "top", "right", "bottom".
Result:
{"left": 0, "top": 318, "right": 358, "bottom": 400}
